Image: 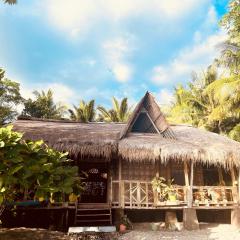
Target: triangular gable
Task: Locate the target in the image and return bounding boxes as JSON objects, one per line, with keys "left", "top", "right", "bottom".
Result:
{"left": 120, "top": 92, "right": 175, "bottom": 139}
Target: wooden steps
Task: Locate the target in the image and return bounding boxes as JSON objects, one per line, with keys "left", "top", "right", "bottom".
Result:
{"left": 74, "top": 203, "right": 112, "bottom": 226}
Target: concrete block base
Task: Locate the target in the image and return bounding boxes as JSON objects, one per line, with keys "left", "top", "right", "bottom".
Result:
{"left": 183, "top": 208, "right": 199, "bottom": 230}
{"left": 231, "top": 207, "right": 240, "bottom": 228}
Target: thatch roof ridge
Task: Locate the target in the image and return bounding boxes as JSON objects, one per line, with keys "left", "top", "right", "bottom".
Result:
{"left": 120, "top": 91, "right": 174, "bottom": 139}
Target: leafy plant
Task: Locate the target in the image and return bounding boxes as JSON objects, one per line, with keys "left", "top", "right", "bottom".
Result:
{"left": 119, "top": 215, "right": 133, "bottom": 230}
{"left": 0, "top": 125, "right": 84, "bottom": 204}
{"left": 151, "top": 176, "right": 168, "bottom": 201}
{"left": 0, "top": 69, "right": 23, "bottom": 125}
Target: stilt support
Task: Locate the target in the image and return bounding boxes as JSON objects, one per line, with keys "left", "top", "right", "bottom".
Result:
{"left": 183, "top": 208, "right": 199, "bottom": 230}
{"left": 231, "top": 207, "right": 240, "bottom": 228}
{"left": 165, "top": 210, "right": 180, "bottom": 231}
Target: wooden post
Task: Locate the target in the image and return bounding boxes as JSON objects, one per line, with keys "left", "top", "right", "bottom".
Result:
{"left": 230, "top": 167, "right": 238, "bottom": 204}
{"left": 156, "top": 160, "right": 160, "bottom": 177}
{"left": 119, "top": 158, "right": 124, "bottom": 208}
{"left": 107, "top": 162, "right": 113, "bottom": 204}
{"left": 137, "top": 182, "right": 141, "bottom": 208}
{"left": 184, "top": 162, "right": 189, "bottom": 203}
{"left": 218, "top": 167, "right": 224, "bottom": 184}
{"left": 184, "top": 162, "right": 189, "bottom": 186}
{"left": 188, "top": 161, "right": 194, "bottom": 208}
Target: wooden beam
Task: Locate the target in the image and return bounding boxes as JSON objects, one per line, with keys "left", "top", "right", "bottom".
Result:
{"left": 107, "top": 162, "right": 113, "bottom": 204}
{"left": 230, "top": 167, "right": 238, "bottom": 204}
{"left": 188, "top": 161, "right": 194, "bottom": 208}
{"left": 231, "top": 167, "right": 236, "bottom": 186}
{"left": 118, "top": 158, "right": 124, "bottom": 208}
{"left": 184, "top": 162, "right": 189, "bottom": 186}
{"left": 218, "top": 167, "right": 224, "bottom": 185}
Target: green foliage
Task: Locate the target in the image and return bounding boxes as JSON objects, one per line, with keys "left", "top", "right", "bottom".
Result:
{"left": 22, "top": 89, "right": 66, "bottom": 119}
{"left": 0, "top": 69, "right": 23, "bottom": 125}
{"left": 219, "top": 0, "right": 240, "bottom": 75}
{"left": 169, "top": 1, "right": 240, "bottom": 140}
{"left": 68, "top": 100, "right": 96, "bottom": 122}
{"left": 119, "top": 215, "right": 133, "bottom": 229}
{"left": 97, "top": 97, "right": 132, "bottom": 122}
{"left": 0, "top": 125, "right": 83, "bottom": 204}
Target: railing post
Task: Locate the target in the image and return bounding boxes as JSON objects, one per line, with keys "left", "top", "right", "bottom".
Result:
{"left": 146, "top": 183, "right": 149, "bottom": 208}
{"left": 120, "top": 181, "right": 125, "bottom": 208}
{"left": 137, "top": 182, "right": 141, "bottom": 208}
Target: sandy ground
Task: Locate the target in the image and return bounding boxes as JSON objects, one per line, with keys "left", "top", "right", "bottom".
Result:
{"left": 119, "top": 224, "right": 240, "bottom": 240}
{"left": 1, "top": 224, "right": 240, "bottom": 240}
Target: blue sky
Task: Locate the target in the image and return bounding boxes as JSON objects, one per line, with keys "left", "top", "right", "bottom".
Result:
{"left": 0, "top": 0, "right": 229, "bottom": 108}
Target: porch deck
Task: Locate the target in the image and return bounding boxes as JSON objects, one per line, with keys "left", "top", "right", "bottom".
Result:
{"left": 111, "top": 180, "right": 238, "bottom": 210}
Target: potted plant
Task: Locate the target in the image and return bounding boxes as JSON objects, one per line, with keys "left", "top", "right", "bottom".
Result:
{"left": 151, "top": 175, "right": 168, "bottom": 206}
{"left": 119, "top": 215, "right": 133, "bottom": 232}
{"left": 166, "top": 179, "right": 178, "bottom": 204}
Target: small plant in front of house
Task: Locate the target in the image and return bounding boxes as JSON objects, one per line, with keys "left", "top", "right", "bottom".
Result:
{"left": 119, "top": 215, "right": 133, "bottom": 232}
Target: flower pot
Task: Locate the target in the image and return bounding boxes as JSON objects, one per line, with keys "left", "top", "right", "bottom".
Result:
{"left": 119, "top": 224, "right": 127, "bottom": 232}
{"left": 168, "top": 194, "right": 177, "bottom": 202}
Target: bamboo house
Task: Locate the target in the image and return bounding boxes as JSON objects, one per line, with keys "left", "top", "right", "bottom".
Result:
{"left": 12, "top": 92, "right": 240, "bottom": 229}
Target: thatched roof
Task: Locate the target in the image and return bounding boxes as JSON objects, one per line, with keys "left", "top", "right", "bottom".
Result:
{"left": 13, "top": 117, "right": 124, "bottom": 160}
{"left": 11, "top": 92, "right": 240, "bottom": 168}
{"left": 13, "top": 118, "right": 240, "bottom": 168}
{"left": 119, "top": 125, "right": 240, "bottom": 168}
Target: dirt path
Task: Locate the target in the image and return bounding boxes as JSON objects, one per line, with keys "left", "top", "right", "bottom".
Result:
{"left": 118, "top": 224, "right": 240, "bottom": 240}
{"left": 1, "top": 224, "right": 240, "bottom": 240}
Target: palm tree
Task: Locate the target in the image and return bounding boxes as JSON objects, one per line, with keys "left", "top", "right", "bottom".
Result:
{"left": 97, "top": 97, "right": 132, "bottom": 122}
{"left": 22, "top": 89, "right": 66, "bottom": 119}
{"left": 68, "top": 100, "right": 95, "bottom": 123}
{"left": 169, "top": 65, "right": 223, "bottom": 132}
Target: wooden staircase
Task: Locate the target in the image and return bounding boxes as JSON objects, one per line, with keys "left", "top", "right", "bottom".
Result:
{"left": 74, "top": 203, "right": 112, "bottom": 226}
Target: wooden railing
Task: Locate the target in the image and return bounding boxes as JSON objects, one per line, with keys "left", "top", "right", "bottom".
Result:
{"left": 192, "top": 186, "right": 238, "bottom": 207}
{"left": 111, "top": 180, "right": 238, "bottom": 209}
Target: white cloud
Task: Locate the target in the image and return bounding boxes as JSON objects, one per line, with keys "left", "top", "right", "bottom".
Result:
{"left": 102, "top": 35, "right": 135, "bottom": 82}
{"left": 151, "top": 31, "right": 227, "bottom": 86}
{"left": 157, "top": 89, "right": 174, "bottom": 106}
{"left": 42, "top": 0, "right": 210, "bottom": 38}
{"left": 112, "top": 63, "right": 132, "bottom": 82}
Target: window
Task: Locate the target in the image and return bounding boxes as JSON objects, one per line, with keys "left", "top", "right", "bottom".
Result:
{"left": 131, "top": 112, "right": 158, "bottom": 133}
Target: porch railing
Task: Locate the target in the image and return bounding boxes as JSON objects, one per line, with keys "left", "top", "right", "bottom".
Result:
{"left": 192, "top": 186, "right": 238, "bottom": 207}
{"left": 111, "top": 180, "right": 238, "bottom": 209}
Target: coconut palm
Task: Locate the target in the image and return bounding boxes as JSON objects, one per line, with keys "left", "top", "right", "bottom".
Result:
{"left": 68, "top": 100, "right": 95, "bottom": 123}
{"left": 22, "top": 89, "right": 66, "bottom": 119}
{"left": 169, "top": 65, "right": 219, "bottom": 128}
{"left": 97, "top": 97, "right": 132, "bottom": 122}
